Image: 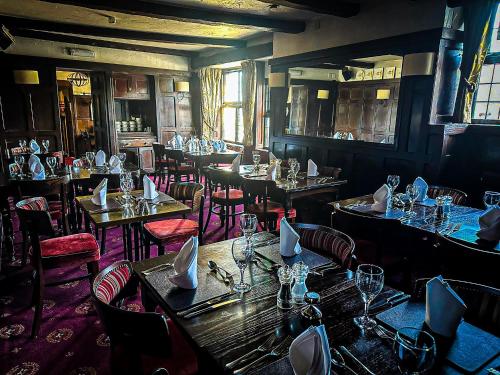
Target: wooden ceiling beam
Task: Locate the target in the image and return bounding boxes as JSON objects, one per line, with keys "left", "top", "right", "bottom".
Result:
{"left": 192, "top": 43, "right": 273, "bottom": 69}
{"left": 0, "top": 16, "right": 246, "bottom": 47}
{"left": 257, "top": 0, "right": 360, "bottom": 18}
{"left": 42, "top": 0, "right": 305, "bottom": 33}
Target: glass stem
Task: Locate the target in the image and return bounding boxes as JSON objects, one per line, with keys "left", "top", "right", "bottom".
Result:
{"left": 239, "top": 268, "right": 245, "bottom": 285}
{"left": 410, "top": 201, "right": 414, "bottom": 214}
{"left": 364, "top": 300, "right": 370, "bottom": 319}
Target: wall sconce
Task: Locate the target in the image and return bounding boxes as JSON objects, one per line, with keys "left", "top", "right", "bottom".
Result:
{"left": 316, "top": 90, "right": 330, "bottom": 134}
{"left": 13, "top": 70, "right": 39, "bottom": 85}
{"left": 268, "top": 72, "right": 286, "bottom": 88}
{"left": 174, "top": 81, "right": 190, "bottom": 101}
{"left": 317, "top": 89, "right": 330, "bottom": 100}
{"left": 376, "top": 89, "right": 391, "bottom": 100}
{"left": 402, "top": 52, "right": 435, "bottom": 76}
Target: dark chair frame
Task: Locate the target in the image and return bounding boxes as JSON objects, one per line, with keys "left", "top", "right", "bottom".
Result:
{"left": 152, "top": 143, "right": 169, "bottom": 189}
{"left": 427, "top": 185, "right": 468, "bottom": 205}
{"left": 164, "top": 149, "right": 196, "bottom": 192}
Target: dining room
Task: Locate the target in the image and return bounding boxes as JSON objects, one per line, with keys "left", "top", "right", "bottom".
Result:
{"left": 0, "top": 0, "right": 499, "bottom": 375}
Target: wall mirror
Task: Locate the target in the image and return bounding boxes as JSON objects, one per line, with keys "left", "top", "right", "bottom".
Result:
{"left": 285, "top": 55, "right": 403, "bottom": 144}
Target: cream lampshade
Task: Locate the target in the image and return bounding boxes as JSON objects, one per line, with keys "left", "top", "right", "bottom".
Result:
{"left": 317, "top": 90, "right": 330, "bottom": 100}
{"left": 13, "top": 70, "right": 39, "bottom": 85}
{"left": 268, "top": 72, "right": 286, "bottom": 88}
{"left": 376, "top": 89, "right": 391, "bottom": 100}
{"left": 174, "top": 81, "right": 190, "bottom": 92}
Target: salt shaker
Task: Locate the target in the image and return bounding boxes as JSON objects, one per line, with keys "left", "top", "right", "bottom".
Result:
{"left": 277, "top": 265, "right": 293, "bottom": 310}
{"left": 291, "top": 262, "right": 309, "bottom": 305}
{"left": 435, "top": 196, "right": 445, "bottom": 220}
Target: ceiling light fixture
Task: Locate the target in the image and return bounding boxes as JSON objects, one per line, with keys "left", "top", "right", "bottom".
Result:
{"left": 67, "top": 71, "right": 90, "bottom": 87}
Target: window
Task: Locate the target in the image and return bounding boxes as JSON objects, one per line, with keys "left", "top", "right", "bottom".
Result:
{"left": 473, "top": 4, "right": 500, "bottom": 122}
{"left": 256, "top": 79, "right": 271, "bottom": 148}
{"left": 221, "top": 70, "right": 243, "bottom": 142}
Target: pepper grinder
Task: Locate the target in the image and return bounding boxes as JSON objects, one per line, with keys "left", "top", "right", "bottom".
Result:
{"left": 277, "top": 265, "right": 293, "bottom": 310}
{"left": 300, "top": 291, "right": 322, "bottom": 325}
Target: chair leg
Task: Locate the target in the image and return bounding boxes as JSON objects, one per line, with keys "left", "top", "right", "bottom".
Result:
{"left": 31, "top": 269, "right": 44, "bottom": 338}
{"left": 21, "top": 230, "right": 29, "bottom": 267}
{"left": 100, "top": 228, "right": 107, "bottom": 254}
{"left": 165, "top": 174, "right": 171, "bottom": 193}
{"left": 203, "top": 200, "right": 213, "bottom": 233}
{"left": 225, "top": 204, "right": 230, "bottom": 240}
{"left": 158, "top": 243, "right": 165, "bottom": 256}
{"left": 231, "top": 205, "right": 236, "bottom": 227}
{"left": 144, "top": 235, "right": 151, "bottom": 259}
{"left": 87, "top": 261, "right": 99, "bottom": 284}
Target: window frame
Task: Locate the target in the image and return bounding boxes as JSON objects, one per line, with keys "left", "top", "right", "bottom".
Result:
{"left": 221, "top": 69, "right": 243, "bottom": 144}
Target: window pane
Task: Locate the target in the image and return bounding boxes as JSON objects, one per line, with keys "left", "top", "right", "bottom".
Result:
{"left": 236, "top": 108, "right": 243, "bottom": 143}
{"left": 480, "top": 64, "right": 494, "bottom": 83}
{"left": 486, "top": 102, "right": 500, "bottom": 120}
{"left": 222, "top": 107, "right": 236, "bottom": 142}
{"left": 490, "top": 83, "right": 500, "bottom": 101}
{"left": 224, "top": 71, "right": 241, "bottom": 103}
{"left": 473, "top": 102, "right": 488, "bottom": 120}
{"left": 491, "top": 28, "right": 500, "bottom": 53}
{"left": 493, "top": 64, "right": 500, "bottom": 83}
{"left": 477, "top": 84, "right": 491, "bottom": 101}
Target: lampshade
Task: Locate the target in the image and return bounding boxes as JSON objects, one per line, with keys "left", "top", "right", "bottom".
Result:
{"left": 376, "top": 89, "right": 391, "bottom": 100}
{"left": 287, "top": 87, "right": 292, "bottom": 104}
{"left": 317, "top": 90, "right": 329, "bottom": 100}
{"left": 402, "top": 52, "right": 435, "bottom": 76}
{"left": 13, "top": 70, "right": 39, "bottom": 85}
{"left": 268, "top": 72, "right": 286, "bottom": 88}
{"left": 174, "top": 81, "right": 190, "bottom": 92}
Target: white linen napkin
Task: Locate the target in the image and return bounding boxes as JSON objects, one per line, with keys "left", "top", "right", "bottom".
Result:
{"left": 307, "top": 159, "right": 318, "bottom": 177}
{"left": 30, "top": 140, "right": 41, "bottom": 154}
{"left": 220, "top": 140, "right": 227, "bottom": 151}
{"left": 280, "top": 217, "right": 301, "bottom": 257}
{"left": 30, "top": 161, "right": 45, "bottom": 180}
{"left": 477, "top": 207, "right": 500, "bottom": 242}
{"left": 231, "top": 154, "right": 241, "bottom": 173}
{"left": 91, "top": 178, "right": 108, "bottom": 206}
{"left": 413, "top": 177, "right": 429, "bottom": 202}
{"left": 289, "top": 324, "right": 331, "bottom": 375}
{"left": 269, "top": 152, "right": 277, "bottom": 163}
{"left": 371, "top": 184, "right": 390, "bottom": 213}
{"left": 143, "top": 175, "right": 159, "bottom": 200}
{"left": 28, "top": 154, "right": 40, "bottom": 169}
{"left": 169, "top": 237, "right": 199, "bottom": 289}
{"left": 108, "top": 155, "right": 121, "bottom": 173}
{"left": 266, "top": 164, "right": 276, "bottom": 181}
{"left": 95, "top": 150, "right": 106, "bottom": 167}
{"left": 425, "top": 275, "right": 466, "bottom": 337}
{"left": 174, "top": 134, "right": 183, "bottom": 149}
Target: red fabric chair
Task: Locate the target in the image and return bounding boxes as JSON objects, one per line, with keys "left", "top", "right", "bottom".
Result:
{"left": 16, "top": 197, "right": 100, "bottom": 338}
{"left": 64, "top": 156, "right": 76, "bottom": 166}
{"left": 143, "top": 182, "right": 204, "bottom": 257}
{"left": 92, "top": 260, "right": 198, "bottom": 375}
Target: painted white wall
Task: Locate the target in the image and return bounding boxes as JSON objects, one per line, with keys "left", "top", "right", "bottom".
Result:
{"left": 6, "top": 37, "right": 190, "bottom": 71}
{"left": 273, "top": 0, "right": 447, "bottom": 58}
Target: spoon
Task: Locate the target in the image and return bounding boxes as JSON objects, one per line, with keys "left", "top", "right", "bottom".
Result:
{"left": 208, "top": 261, "right": 231, "bottom": 284}
{"left": 330, "top": 348, "right": 359, "bottom": 375}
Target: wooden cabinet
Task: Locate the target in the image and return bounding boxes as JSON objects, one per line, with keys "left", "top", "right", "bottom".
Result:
{"left": 113, "top": 74, "right": 150, "bottom": 100}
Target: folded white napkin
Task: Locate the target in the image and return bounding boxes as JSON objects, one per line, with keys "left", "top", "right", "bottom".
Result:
{"left": 108, "top": 155, "right": 121, "bottom": 173}
{"left": 307, "top": 159, "right": 318, "bottom": 177}
{"left": 30, "top": 140, "right": 40, "bottom": 154}
{"left": 211, "top": 140, "right": 220, "bottom": 152}
{"left": 95, "top": 150, "right": 106, "bottom": 167}
{"left": 413, "top": 177, "right": 428, "bottom": 202}
{"left": 143, "top": 175, "right": 159, "bottom": 200}
{"left": 174, "top": 134, "right": 183, "bottom": 149}
{"left": 280, "top": 217, "right": 301, "bottom": 257}
{"left": 477, "top": 207, "right": 500, "bottom": 242}
{"left": 289, "top": 324, "right": 331, "bottom": 375}
{"left": 231, "top": 154, "right": 241, "bottom": 173}
{"left": 266, "top": 164, "right": 276, "bottom": 181}
{"left": 371, "top": 184, "right": 390, "bottom": 213}
{"left": 28, "top": 154, "right": 40, "bottom": 169}
{"left": 269, "top": 152, "right": 277, "bottom": 162}
{"left": 425, "top": 275, "right": 466, "bottom": 337}
{"left": 91, "top": 178, "right": 108, "bottom": 206}
{"left": 169, "top": 237, "right": 199, "bottom": 289}
{"left": 220, "top": 140, "right": 227, "bottom": 151}
{"left": 30, "top": 161, "right": 45, "bottom": 180}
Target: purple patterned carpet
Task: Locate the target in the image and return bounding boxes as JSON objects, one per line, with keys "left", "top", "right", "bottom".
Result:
{"left": 0, "top": 178, "right": 243, "bottom": 375}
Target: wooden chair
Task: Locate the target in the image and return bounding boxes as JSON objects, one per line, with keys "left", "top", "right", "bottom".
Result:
{"left": 291, "top": 223, "right": 356, "bottom": 269}
{"left": 164, "top": 149, "right": 197, "bottom": 192}
{"left": 143, "top": 182, "right": 204, "bottom": 257}
{"left": 413, "top": 278, "right": 500, "bottom": 336}
{"left": 242, "top": 178, "right": 296, "bottom": 231}
{"left": 203, "top": 167, "right": 244, "bottom": 240}
{"left": 427, "top": 185, "right": 467, "bottom": 205}
{"left": 152, "top": 143, "right": 168, "bottom": 189}
{"left": 92, "top": 260, "right": 197, "bottom": 375}
{"left": 16, "top": 197, "right": 100, "bottom": 337}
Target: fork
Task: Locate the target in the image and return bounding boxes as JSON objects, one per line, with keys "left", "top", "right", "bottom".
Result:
{"left": 233, "top": 336, "right": 293, "bottom": 374}
{"left": 226, "top": 335, "right": 277, "bottom": 369}
{"left": 373, "top": 325, "right": 395, "bottom": 341}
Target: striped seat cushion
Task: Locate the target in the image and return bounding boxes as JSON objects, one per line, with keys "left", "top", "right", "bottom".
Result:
{"left": 427, "top": 186, "right": 467, "bottom": 205}
{"left": 17, "top": 197, "right": 49, "bottom": 211}
{"left": 95, "top": 263, "right": 132, "bottom": 304}
{"left": 169, "top": 182, "right": 204, "bottom": 212}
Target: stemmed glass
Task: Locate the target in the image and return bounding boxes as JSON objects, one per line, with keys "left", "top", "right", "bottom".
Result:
{"left": 483, "top": 191, "right": 500, "bottom": 209}
{"left": 405, "top": 184, "right": 420, "bottom": 218}
{"left": 231, "top": 237, "right": 253, "bottom": 293}
{"left": 86, "top": 151, "right": 96, "bottom": 171}
{"left": 118, "top": 152, "right": 127, "bottom": 169}
{"left": 240, "top": 213, "right": 257, "bottom": 251}
{"left": 120, "top": 172, "right": 134, "bottom": 206}
{"left": 19, "top": 139, "right": 27, "bottom": 151}
{"left": 46, "top": 156, "right": 57, "bottom": 177}
{"left": 14, "top": 155, "right": 25, "bottom": 177}
{"left": 354, "top": 264, "right": 384, "bottom": 331}
{"left": 42, "top": 139, "right": 50, "bottom": 153}
{"left": 387, "top": 175, "right": 400, "bottom": 195}
{"left": 393, "top": 327, "right": 436, "bottom": 374}
{"left": 252, "top": 151, "right": 261, "bottom": 173}
{"left": 291, "top": 161, "right": 300, "bottom": 183}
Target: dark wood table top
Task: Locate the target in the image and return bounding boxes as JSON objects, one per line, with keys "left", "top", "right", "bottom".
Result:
{"left": 75, "top": 190, "right": 190, "bottom": 227}
{"left": 185, "top": 150, "right": 240, "bottom": 158}
{"left": 331, "top": 195, "right": 500, "bottom": 251}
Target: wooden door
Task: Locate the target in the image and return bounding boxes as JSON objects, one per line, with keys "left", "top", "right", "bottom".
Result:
{"left": 90, "top": 72, "right": 112, "bottom": 154}
{"left": 157, "top": 94, "right": 176, "bottom": 144}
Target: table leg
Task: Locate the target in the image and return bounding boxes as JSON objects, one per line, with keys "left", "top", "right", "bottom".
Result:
{"left": 1, "top": 205, "right": 14, "bottom": 263}
{"left": 133, "top": 224, "right": 140, "bottom": 261}
{"left": 125, "top": 224, "right": 133, "bottom": 261}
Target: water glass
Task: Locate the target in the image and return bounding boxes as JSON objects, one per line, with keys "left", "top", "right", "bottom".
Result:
{"left": 292, "top": 162, "right": 300, "bottom": 183}
{"left": 240, "top": 213, "right": 257, "bottom": 250}
{"left": 252, "top": 151, "right": 261, "bottom": 172}
{"left": 14, "top": 155, "right": 25, "bottom": 177}
{"left": 118, "top": 152, "right": 127, "bottom": 167}
{"left": 387, "top": 175, "right": 400, "bottom": 194}
{"left": 86, "top": 152, "right": 96, "bottom": 170}
{"left": 393, "top": 327, "right": 436, "bottom": 374}
{"left": 19, "top": 139, "right": 27, "bottom": 150}
{"left": 483, "top": 191, "right": 500, "bottom": 209}
{"left": 42, "top": 139, "right": 50, "bottom": 153}
{"left": 120, "top": 172, "right": 134, "bottom": 202}
{"left": 354, "top": 264, "right": 384, "bottom": 330}
{"left": 406, "top": 184, "right": 420, "bottom": 217}
{"left": 232, "top": 237, "right": 253, "bottom": 293}
{"left": 46, "top": 156, "right": 57, "bottom": 177}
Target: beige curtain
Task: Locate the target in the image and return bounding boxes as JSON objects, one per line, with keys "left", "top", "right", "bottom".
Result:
{"left": 199, "top": 67, "right": 223, "bottom": 138}
{"left": 241, "top": 60, "right": 257, "bottom": 146}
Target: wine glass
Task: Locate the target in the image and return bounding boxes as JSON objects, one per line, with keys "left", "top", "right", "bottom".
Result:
{"left": 86, "top": 152, "right": 96, "bottom": 171}
{"left": 120, "top": 172, "right": 134, "bottom": 204}
{"left": 292, "top": 162, "right": 300, "bottom": 183}
{"left": 42, "top": 139, "right": 49, "bottom": 153}
{"left": 354, "top": 264, "right": 384, "bottom": 331}
{"left": 231, "top": 237, "right": 253, "bottom": 293}
{"left": 252, "top": 151, "right": 261, "bottom": 173}
{"left": 387, "top": 175, "right": 400, "bottom": 194}
{"left": 14, "top": 155, "right": 24, "bottom": 177}
{"left": 406, "top": 184, "right": 420, "bottom": 217}
{"left": 483, "top": 191, "right": 500, "bottom": 209}
{"left": 393, "top": 327, "right": 436, "bottom": 374}
{"left": 118, "top": 152, "right": 127, "bottom": 168}
{"left": 240, "top": 213, "right": 257, "bottom": 250}
{"left": 46, "top": 156, "right": 57, "bottom": 177}
{"left": 19, "top": 139, "right": 27, "bottom": 151}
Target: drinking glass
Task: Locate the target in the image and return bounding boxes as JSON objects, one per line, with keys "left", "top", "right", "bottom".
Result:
{"left": 86, "top": 151, "right": 96, "bottom": 170}
{"left": 252, "top": 152, "right": 261, "bottom": 173}
{"left": 42, "top": 139, "right": 50, "bottom": 153}
{"left": 406, "top": 184, "right": 420, "bottom": 217}
{"left": 120, "top": 172, "right": 134, "bottom": 203}
{"left": 387, "top": 175, "right": 400, "bottom": 194}
{"left": 240, "top": 213, "right": 257, "bottom": 250}
{"left": 354, "top": 264, "right": 384, "bottom": 330}
{"left": 46, "top": 156, "right": 57, "bottom": 177}
{"left": 393, "top": 327, "right": 436, "bottom": 375}
{"left": 14, "top": 155, "right": 24, "bottom": 177}
{"left": 292, "top": 162, "right": 300, "bottom": 183}
{"left": 19, "top": 139, "right": 27, "bottom": 150}
{"left": 118, "top": 152, "right": 127, "bottom": 168}
{"left": 231, "top": 237, "right": 253, "bottom": 293}
{"left": 483, "top": 191, "right": 500, "bottom": 209}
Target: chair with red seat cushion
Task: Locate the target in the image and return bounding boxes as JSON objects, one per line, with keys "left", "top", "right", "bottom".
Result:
{"left": 164, "top": 149, "right": 197, "bottom": 192}
{"left": 16, "top": 197, "right": 100, "bottom": 338}
{"left": 203, "top": 167, "right": 245, "bottom": 240}
{"left": 92, "top": 260, "right": 198, "bottom": 375}
{"left": 152, "top": 143, "right": 169, "bottom": 189}
{"left": 143, "top": 182, "right": 204, "bottom": 258}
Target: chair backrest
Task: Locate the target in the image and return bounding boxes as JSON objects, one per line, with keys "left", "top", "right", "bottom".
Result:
{"left": 12, "top": 174, "right": 70, "bottom": 200}
{"left": 413, "top": 278, "right": 500, "bottom": 336}
{"left": 92, "top": 260, "right": 172, "bottom": 356}
{"left": 291, "top": 223, "right": 356, "bottom": 269}
{"left": 64, "top": 156, "right": 76, "bottom": 166}
{"left": 168, "top": 182, "right": 204, "bottom": 213}
{"left": 165, "top": 149, "right": 184, "bottom": 165}
{"left": 318, "top": 166, "right": 342, "bottom": 179}
{"left": 89, "top": 173, "right": 121, "bottom": 190}
{"left": 427, "top": 185, "right": 467, "bottom": 205}
{"left": 52, "top": 151, "right": 64, "bottom": 166}
{"left": 152, "top": 143, "right": 166, "bottom": 162}
{"left": 206, "top": 167, "right": 242, "bottom": 191}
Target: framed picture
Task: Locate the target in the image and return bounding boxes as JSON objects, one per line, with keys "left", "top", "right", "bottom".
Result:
{"left": 355, "top": 70, "right": 365, "bottom": 80}
{"left": 383, "top": 66, "right": 396, "bottom": 79}
{"left": 373, "top": 67, "right": 383, "bottom": 80}
{"left": 395, "top": 67, "right": 402, "bottom": 78}
{"left": 364, "top": 69, "right": 374, "bottom": 80}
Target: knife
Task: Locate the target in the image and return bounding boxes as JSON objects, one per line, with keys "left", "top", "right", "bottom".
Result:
{"left": 176, "top": 292, "right": 236, "bottom": 317}
{"left": 183, "top": 298, "right": 241, "bottom": 319}
{"left": 369, "top": 291, "right": 405, "bottom": 310}
{"left": 370, "top": 294, "right": 410, "bottom": 312}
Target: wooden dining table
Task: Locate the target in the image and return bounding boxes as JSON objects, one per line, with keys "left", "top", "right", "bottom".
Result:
{"left": 185, "top": 150, "right": 241, "bottom": 182}
{"left": 133, "top": 232, "right": 499, "bottom": 374}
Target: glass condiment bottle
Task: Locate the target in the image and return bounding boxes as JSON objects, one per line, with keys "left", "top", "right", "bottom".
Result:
{"left": 277, "top": 265, "right": 293, "bottom": 310}
{"left": 291, "top": 261, "right": 309, "bottom": 305}
{"left": 435, "top": 196, "right": 445, "bottom": 220}
{"left": 300, "top": 292, "right": 322, "bottom": 326}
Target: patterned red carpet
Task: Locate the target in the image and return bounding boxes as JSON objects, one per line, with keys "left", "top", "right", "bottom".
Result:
{"left": 0, "top": 179, "right": 243, "bottom": 375}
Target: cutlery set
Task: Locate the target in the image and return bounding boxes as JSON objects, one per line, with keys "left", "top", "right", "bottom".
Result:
{"left": 369, "top": 291, "right": 410, "bottom": 312}
{"left": 141, "top": 263, "right": 173, "bottom": 276}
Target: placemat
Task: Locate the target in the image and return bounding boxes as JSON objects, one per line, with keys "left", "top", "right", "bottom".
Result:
{"left": 87, "top": 198, "right": 122, "bottom": 214}
{"left": 376, "top": 301, "right": 500, "bottom": 373}
{"left": 255, "top": 243, "right": 332, "bottom": 270}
